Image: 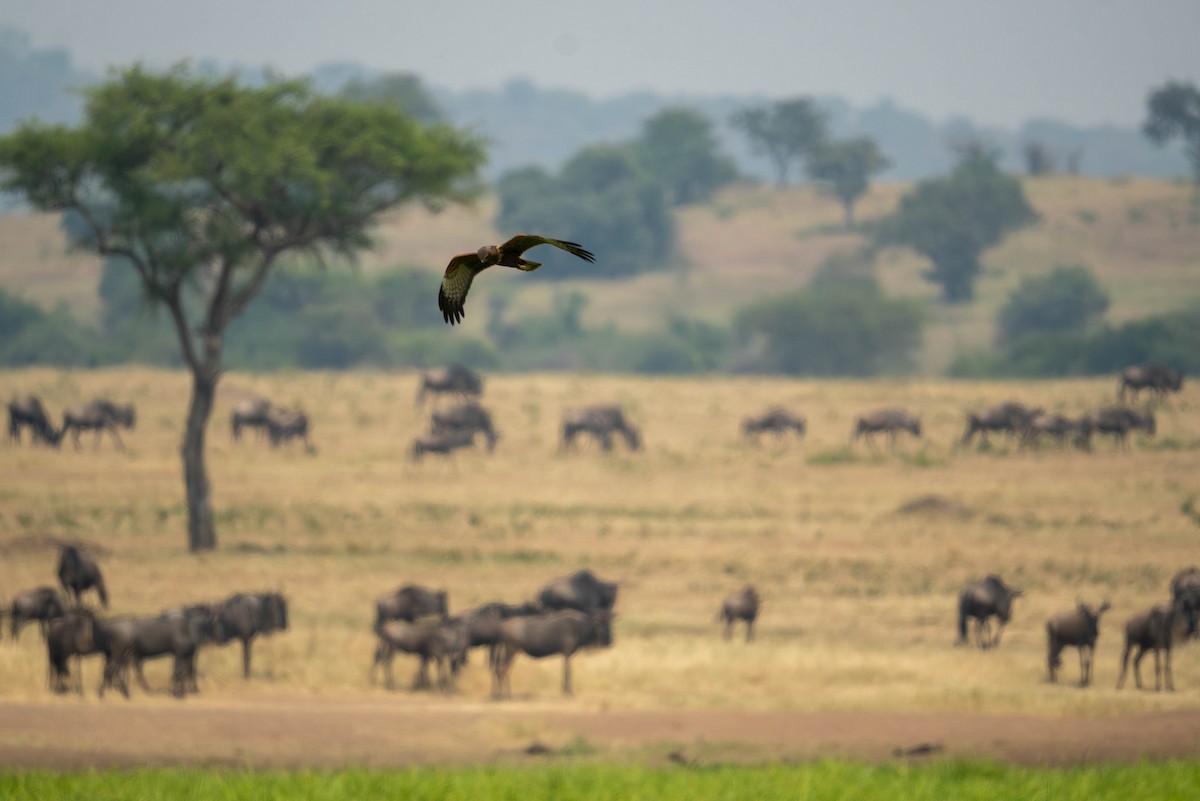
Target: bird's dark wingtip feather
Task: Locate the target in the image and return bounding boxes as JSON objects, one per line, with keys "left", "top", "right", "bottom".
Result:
{"left": 558, "top": 240, "right": 596, "bottom": 263}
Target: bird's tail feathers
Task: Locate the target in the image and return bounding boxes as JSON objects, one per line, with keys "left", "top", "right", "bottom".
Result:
{"left": 517, "top": 259, "right": 543, "bottom": 272}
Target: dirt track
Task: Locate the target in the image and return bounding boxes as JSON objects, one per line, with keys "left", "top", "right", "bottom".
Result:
{"left": 3, "top": 698, "right": 1200, "bottom": 770}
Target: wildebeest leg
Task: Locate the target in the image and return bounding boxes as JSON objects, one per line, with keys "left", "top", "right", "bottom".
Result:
{"left": 722, "top": 616, "right": 732, "bottom": 641}
{"left": 562, "top": 653, "right": 573, "bottom": 695}
{"left": 990, "top": 620, "right": 1006, "bottom": 649}
{"left": 1131, "top": 645, "right": 1147, "bottom": 690}
{"left": 1116, "top": 641, "right": 1134, "bottom": 689}
{"left": 107, "top": 423, "right": 126, "bottom": 451}
{"left": 493, "top": 644, "right": 516, "bottom": 698}
{"left": 1047, "top": 642, "right": 1060, "bottom": 683}
{"left": 1162, "top": 645, "right": 1173, "bottom": 692}
{"left": 134, "top": 659, "right": 153, "bottom": 693}
{"left": 1079, "top": 646, "right": 1091, "bottom": 687}
{"left": 241, "top": 636, "right": 253, "bottom": 679}
{"left": 745, "top": 618, "right": 755, "bottom": 643}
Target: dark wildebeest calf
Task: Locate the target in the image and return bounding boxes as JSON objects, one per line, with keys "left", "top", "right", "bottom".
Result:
{"left": 741, "top": 408, "right": 806, "bottom": 442}
{"left": 7, "top": 395, "right": 61, "bottom": 447}
{"left": 1021, "top": 412, "right": 1085, "bottom": 450}
{"left": 45, "top": 609, "right": 103, "bottom": 695}
{"left": 370, "top": 618, "right": 466, "bottom": 691}
{"left": 492, "top": 609, "right": 614, "bottom": 698}
{"left": 851, "top": 407, "right": 921, "bottom": 451}
{"left": 57, "top": 544, "right": 109, "bottom": 609}
{"left": 1046, "top": 599, "right": 1111, "bottom": 686}
{"left": 213, "top": 592, "right": 289, "bottom": 679}
{"left": 1077, "top": 407, "right": 1155, "bottom": 452}
{"left": 415, "top": 365, "right": 483, "bottom": 407}
{"left": 957, "top": 574, "right": 1022, "bottom": 649}
{"left": 1115, "top": 602, "right": 1195, "bottom": 692}
{"left": 561, "top": 406, "right": 642, "bottom": 452}
{"left": 265, "top": 407, "right": 311, "bottom": 450}
{"left": 6, "top": 587, "right": 67, "bottom": 640}
{"left": 60, "top": 399, "right": 135, "bottom": 451}
{"left": 961, "top": 402, "right": 1042, "bottom": 448}
{"left": 717, "top": 585, "right": 760, "bottom": 642}
{"left": 409, "top": 430, "right": 475, "bottom": 462}
{"left": 537, "top": 569, "right": 619, "bottom": 615}
{"left": 1118, "top": 363, "right": 1183, "bottom": 403}
{"left": 230, "top": 397, "right": 274, "bottom": 442}
{"left": 431, "top": 401, "right": 500, "bottom": 452}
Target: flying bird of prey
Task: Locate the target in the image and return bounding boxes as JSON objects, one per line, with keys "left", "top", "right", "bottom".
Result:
{"left": 438, "top": 234, "right": 596, "bottom": 325}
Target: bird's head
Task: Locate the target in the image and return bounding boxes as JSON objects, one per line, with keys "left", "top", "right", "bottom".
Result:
{"left": 477, "top": 245, "right": 501, "bottom": 264}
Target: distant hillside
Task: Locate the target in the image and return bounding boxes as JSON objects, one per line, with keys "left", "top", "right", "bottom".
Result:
{"left": 3, "top": 176, "right": 1197, "bottom": 375}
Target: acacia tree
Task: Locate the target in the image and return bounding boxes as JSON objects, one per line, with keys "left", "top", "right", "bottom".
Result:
{"left": 633, "top": 106, "right": 737, "bottom": 205}
{"left": 0, "top": 65, "right": 485, "bottom": 551}
{"left": 1143, "top": 80, "right": 1200, "bottom": 192}
{"left": 730, "top": 97, "right": 827, "bottom": 186}
{"left": 806, "top": 137, "right": 890, "bottom": 227}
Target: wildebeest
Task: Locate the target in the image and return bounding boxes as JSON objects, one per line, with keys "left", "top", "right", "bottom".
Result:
{"left": 1021, "top": 412, "right": 1084, "bottom": 449}
{"left": 1118, "top": 363, "right": 1183, "bottom": 403}
{"left": 956, "top": 574, "right": 1022, "bottom": 649}
{"left": 851, "top": 407, "right": 922, "bottom": 451}
{"left": 7, "top": 395, "right": 61, "bottom": 447}
{"left": 6, "top": 586, "right": 67, "bottom": 640}
{"left": 213, "top": 592, "right": 289, "bottom": 679}
{"left": 98, "top": 610, "right": 213, "bottom": 698}
{"left": 491, "top": 609, "right": 614, "bottom": 697}
{"left": 409, "top": 430, "right": 476, "bottom": 462}
{"left": 265, "top": 407, "right": 312, "bottom": 450}
{"left": 374, "top": 585, "right": 449, "bottom": 628}
{"left": 1170, "top": 566, "right": 1200, "bottom": 634}
{"left": 961, "top": 402, "right": 1042, "bottom": 448}
{"left": 449, "top": 601, "right": 542, "bottom": 670}
{"left": 717, "top": 585, "right": 760, "bottom": 642}
{"left": 431, "top": 401, "right": 499, "bottom": 452}
{"left": 45, "top": 609, "right": 102, "bottom": 695}
{"left": 561, "top": 405, "right": 642, "bottom": 452}
{"left": 60, "top": 399, "right": 135, "bottom": 451}
{"left": 416, "top": 365, "right": 483, "bottom": 407}
{"left": 1077, "top": 407, "right": 1155, "bottom": 451}
{"left": 1046, "top": 599, "right": 1111, "bottom": 686}
{"left": 57, "top": 544, "right": 109, "bottom": 608}
{"left": 370, "top": 618, "right": 466, "bottom": 691}
{"left": 1115, "top": 602, "right": 1195, "bottom": 692}
{"left": 741, "top": 408, "right": 806, "bottom": 442}
{"left": 537, "top": 569, "right": 619, "bottom": 615}
{"left": 230, "top": 396, "right": 274, "bottom": 442}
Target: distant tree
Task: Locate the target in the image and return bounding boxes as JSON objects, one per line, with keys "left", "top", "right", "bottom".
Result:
{"left": 633, "top": 106, "right": 737, "bottom": 205}
{"left": 1022, "top": 140, "right": 1056, "bottom": 176}
{"left": 874, "top": 152, "right": 1038, "bottom": 303}
{"left": 730, "top": 97, "right": 827, "bottom": 186}
{"left": 1143, "top": 80, "right": 1200, "bottom": 192}
{"left": 340, "top": 71, "right": 444, "bottom": 124}
{"left": 997, "top": 265, "right": 1109, "bottom": 345}
{"left": 806, "top": 137, "right": 890, "bottom": 227}
{"left": 0, "top": 65, "right": 484, "bottom": 551}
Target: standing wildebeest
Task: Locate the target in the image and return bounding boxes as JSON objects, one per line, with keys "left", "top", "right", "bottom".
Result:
{"left": 741, "top": 408, "right": 806, "bottom": 442}
{"left": 492, "top": 609, "right": 614, "bottom": 697}
{"left": 717, "top": 585, "right": 760, "bottom": 642}
{"left": 57, "top": 544, "right": 109, "bottom": 608}
{"left": 449, "top": 601, "right": 542, "bottom": 671}
{"left": 416, "top": 365, "right": 483, "bottom": 407}
{"left": 6, "top": 587, "right": 67, "bottom": 640}
{"left": 374, "top": 585, "right": 449, "bottom": 628}
{"left": 957, "top": 575, "right": 1022, "bottom": 649}
{"left": 96, "top": 611, "right": 213, "bottom": 698}
{"left": 431, "top": 401, "right": 499, "bottom": 452}
{"left": 1171, "top": 566, "right": 1200, "bottom": 634}
{"left": 45, "top": 609, "right": 102, "bottom": 695}
{"left": 230, "top": 397, "right": 275, "bottom": 442}
{"left": 561, "top": 405, "right": 642, "bottom": 452}
{"left": 1118, "top": 363, "right": 1183, "bottom": 403}
{"left": 370, "top": 618, "right": 466, "bottom": 691}
{"left": 7, "top": 395, "right": 61, "bottom": 447}
{"left": 409, "top": 430, "right": 476, "bottom": 462}
{"left": 1116, "top": 601, "right": 1195, "bottom": 692}
{"left": 60, "top": 399, "right": 135, "bottom": 451}
{"left": 961, "top": 402, "right": 1042, "bottom": 448}
{"left": 265, "top": 407, "right": 312, "bottom": 449}
{"left": 850, "top": 407, "right": 922, "bottom": 451}
{"left": 1077, "top": 407, "right": 1155, "bottom": 451}
{"left": 213, "top": 592, "right": 289, "bottom": 679}
{"left": 537, "top": 569, "right": 619, "bottom": 615}
{"left": 1046, "top": 599, "right": 1111, "bottom": 686}
{"left": 1021, "top": 412, "right": 1085, "bottom": 450}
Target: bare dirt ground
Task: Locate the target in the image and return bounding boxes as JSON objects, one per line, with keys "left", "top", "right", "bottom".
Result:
{"left": 2, "top": 698, "right": 1200, "bottom": 770}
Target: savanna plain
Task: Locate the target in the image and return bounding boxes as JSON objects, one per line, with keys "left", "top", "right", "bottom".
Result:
{"left": 1, "top": 367, "right": 1199, "bottom": 793}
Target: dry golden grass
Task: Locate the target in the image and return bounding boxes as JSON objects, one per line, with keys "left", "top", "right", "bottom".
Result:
{"left": 1, "top": 368, "right": 1198, "bottom": 716}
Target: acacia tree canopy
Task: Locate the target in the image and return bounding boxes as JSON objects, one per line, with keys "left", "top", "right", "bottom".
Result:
{"left": 807, "top": 136, "right": 890, "bottom": 227}
{"left": 0, "top": 64, "right": 486, "bottom": 551}
{"left": 1143, "top": 80, "right": 1200, "bottom": 189}
{"left": 730, "top": 97, "right": 827, "bottom": 187}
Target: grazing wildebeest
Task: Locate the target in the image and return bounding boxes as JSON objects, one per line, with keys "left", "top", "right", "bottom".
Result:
{"left": 416, "top": 365, "right": 483, "bottom": 407}
{"left": 1046, "top": 599, "right": 1111, "bottom": 686}
{"left": 1021, "top": 412, "right": 1084, "bottom": 450}
{"left": 409, "top": 430, "right": 476, "bottom": 462}
{"left": 6, "top": 587, "right": 67, "bottom": 640}
{"left": 431, "top": 401, "right": 500, "bottom": 452}
{"left": 7, "top": 395, "right": 61, "bottom": 447}
{"left": 213, "top": 592, "right": 289, "bottom": 679}
{"left": 741, "top": 408, "right": 806, "bottom": 442}
{"left": 230, "top": 397, "right": 274, "bottom": 442}
{"left": 956, "top": 574, "right": 1023, "bottom": 649}
{"left": 492, "top": 609, "right": 614, "bottom": 698}
{"left": 850, "top": 407, "right": 922, "bottom": 451}
{"left": 45, "top": 609, "right": 102, "bottom": 695}
{"left": 1077, "top": 407, "right": 1155, "bottom": 451}
{"left": 57, "top": 544, "right": 109, "bottom": 608}
{"left": 961, "top": 402, "right": 1043, "bottom": 448}
{"left": 60, "top": 399, "right": 135, "bottom": 451}
{"left": 265, "top": 407, "right": 311, "bottom": 449}
{"left": 374, "top": 585, "right": 449, "bottom": 628}
{"left": 1116, "top": 601, "right": 1195, "bottom": 692}
{"left": 537, "top": 569, "right": 619, "bottom": 615}
{"left": 370, "top": 618, "right": 466, "bottom": 691}
{"left": 717, "top": 585, "right": 760, "bottom": 642}
{"left": 561, "top": 405, "right": 641, "bottom": 452}
{"left": 1118, "top": 363, "right": 1183, "bottom": 403}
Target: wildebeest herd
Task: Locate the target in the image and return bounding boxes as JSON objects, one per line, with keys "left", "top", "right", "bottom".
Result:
{"left": 7, "top": 396, "right": 135, "bottom": 451}
{"left": 2, "top": 543, "right": 288, "bottom": 697}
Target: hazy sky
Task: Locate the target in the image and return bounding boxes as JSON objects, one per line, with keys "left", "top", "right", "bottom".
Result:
{"left": 5, "top": 0, "right": 1198, "bottom": 127}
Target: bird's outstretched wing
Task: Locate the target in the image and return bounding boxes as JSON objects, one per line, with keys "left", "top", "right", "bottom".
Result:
{"left": 499, "top": 235, "right": 596, "bottom": 263}
{"left": 438, "top": 253, "right": 486, "bottom": 325}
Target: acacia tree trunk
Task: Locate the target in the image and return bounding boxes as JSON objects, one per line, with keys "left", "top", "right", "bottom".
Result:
{"left": 182, "top": 366, "right": 218, "bottom": 552}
